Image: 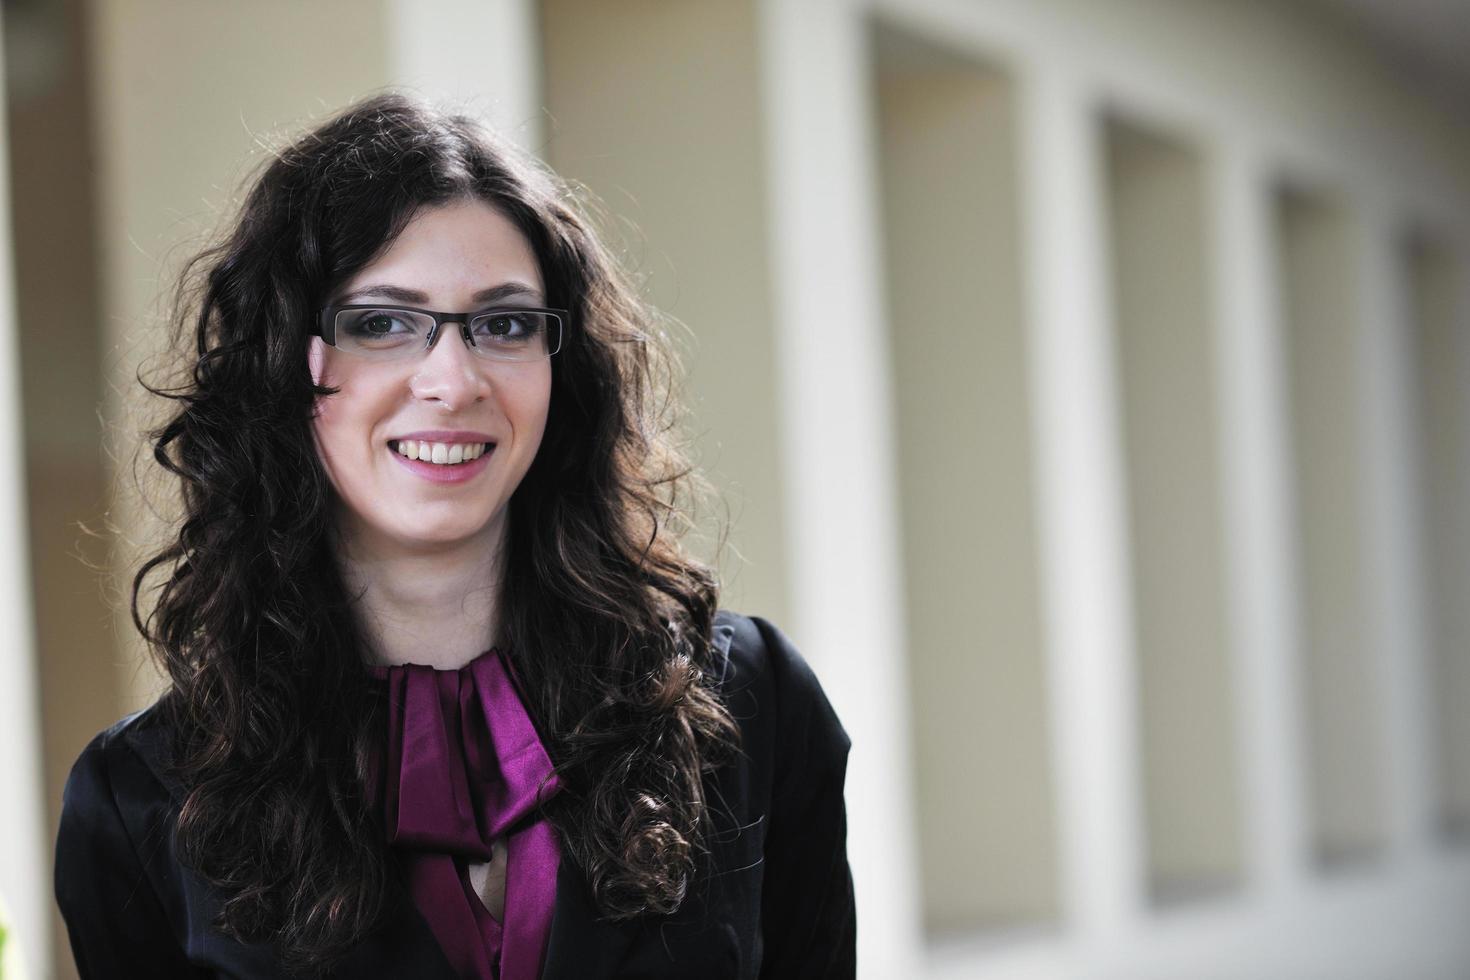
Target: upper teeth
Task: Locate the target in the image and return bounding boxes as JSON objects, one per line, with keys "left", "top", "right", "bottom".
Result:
{"left": 394, "top": 440, "right": 488, "bottom": 464}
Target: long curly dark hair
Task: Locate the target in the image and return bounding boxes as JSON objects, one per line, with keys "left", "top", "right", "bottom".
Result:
{"left": 129, "top": 91, "right": 742, "bottom": 976}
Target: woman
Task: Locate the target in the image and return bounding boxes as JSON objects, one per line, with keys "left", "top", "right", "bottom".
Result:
{"left": 53, "top": 92, "right": 855, "bottom": 979}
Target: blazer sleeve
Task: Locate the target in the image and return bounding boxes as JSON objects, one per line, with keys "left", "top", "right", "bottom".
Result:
{"left": 750, "top": 616, "right": 856, "bottom": 979}
{"left": 54, "top": 729, "right": 200, "bottom": 977}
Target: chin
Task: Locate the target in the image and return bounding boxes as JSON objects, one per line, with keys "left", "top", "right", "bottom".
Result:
{"left": 333, "top": 496, "right": 503, "bottom": 554}
{"left": 387, "top": 517, "right": 498, "bottom": 550}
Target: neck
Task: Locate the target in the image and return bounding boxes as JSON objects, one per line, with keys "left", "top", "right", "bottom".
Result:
{"left": 334, "top": 512, "right": 509, "bottom": 670}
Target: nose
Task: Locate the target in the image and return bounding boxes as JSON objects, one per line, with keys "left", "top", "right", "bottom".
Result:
{"left": 408, "top": 322, "right": 491, "bottom": 410}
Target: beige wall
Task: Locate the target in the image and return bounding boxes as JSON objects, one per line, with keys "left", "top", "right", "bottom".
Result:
{"left": 871, "top": 30, "right": 1057, "bottom": 932}
{"left": 1104, "top": 120, "right": 1243, "bottom": 900}
{"left": 539, "top": 0, "right": 789, "bottom": 623}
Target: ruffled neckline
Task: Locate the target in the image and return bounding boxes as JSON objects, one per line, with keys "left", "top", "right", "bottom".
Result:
{"left": 364, "top": 645, "right": 559, "bottom": 850}
{"left": 364, "top": 644, "right": 562, "bottom": 980}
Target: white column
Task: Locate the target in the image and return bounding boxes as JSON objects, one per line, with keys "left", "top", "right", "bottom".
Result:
{"left": 385, "top": 0, "right": 543, "bottom": 149}
{"left": 1212, "top": 145, "right": 1310, "bottom": 900}
{"left": 1356, "top": 196, "right": 1436, "bottom": 855}
{"left": 757, "top": 0, "right": 925, "bottom": 975}
{"left": 1019, "top": 66, "right": 1143, "bottom": 948}
{"left": 0, "top": 5, "right": 49, "bottom": 978}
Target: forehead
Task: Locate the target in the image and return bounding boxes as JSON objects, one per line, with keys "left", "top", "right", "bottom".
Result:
{"left": 338, "top": 199, "right": 544, "bottom": 301}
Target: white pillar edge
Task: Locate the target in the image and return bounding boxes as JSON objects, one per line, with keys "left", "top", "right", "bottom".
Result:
{"left": 755, "top": 0, "right": 926, "bottom": 976}
{"left": 1210, "top": 141, "right": 1312, "bottom": 904}
{"left": 0, "top": 3, "right": 51, "bottom": 977}
{"left": 1355, "top": 192, "right": 1438, "bottom": 857}
{"left": 385, "top": 0, "right": 544, "bottom": 153}
{"left": 1017, "top": 64, "right": 1144, "bottom": 951}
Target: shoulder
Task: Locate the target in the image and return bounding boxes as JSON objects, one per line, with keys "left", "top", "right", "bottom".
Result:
{"left": 710, "top": 610, "right": 852, "bottom": 771}
{"left": 61, "top": 699, "right": 184, "bottom": 834}
{"left": 55, "top": 699, "right": 187, "bottom": 927}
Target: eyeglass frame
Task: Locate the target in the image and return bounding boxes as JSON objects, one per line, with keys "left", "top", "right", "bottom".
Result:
{"left": 313, "top": 303, "right": 568, "bottom": 361}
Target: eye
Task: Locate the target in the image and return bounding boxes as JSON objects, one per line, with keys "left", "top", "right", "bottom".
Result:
{"left": 334, "top": 308, "right": 428, "bottom": 353}
{"left": 343, "top": 309, "right": 417, "bottom": 337}
{"left": 471, "top": 311, "right": 544, "bottom": 343}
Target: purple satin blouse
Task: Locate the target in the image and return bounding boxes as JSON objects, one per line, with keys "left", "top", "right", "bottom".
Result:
{"left": 365, "top": 648, "right": 561, "bottom": 980}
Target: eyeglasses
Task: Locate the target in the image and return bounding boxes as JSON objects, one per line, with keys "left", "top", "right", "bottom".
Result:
{"left": 314, "top": 304, "right": 566, "bottom": 362}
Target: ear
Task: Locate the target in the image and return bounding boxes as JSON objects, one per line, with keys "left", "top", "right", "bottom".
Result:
{"left": 307, "top": 336, "right": 329, "bottom": 388}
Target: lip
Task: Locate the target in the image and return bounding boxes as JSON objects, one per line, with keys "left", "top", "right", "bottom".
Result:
{"left": 388, "top": 443, "right": 495, "bottom": 485}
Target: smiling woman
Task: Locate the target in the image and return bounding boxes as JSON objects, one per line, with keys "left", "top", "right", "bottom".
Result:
{"left": 52, "top": 92, "right": 855, "bottom": 980}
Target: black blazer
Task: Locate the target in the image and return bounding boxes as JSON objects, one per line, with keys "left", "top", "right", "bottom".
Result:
{"left": 54, "top": 611, "right": 855, "bottom": 979}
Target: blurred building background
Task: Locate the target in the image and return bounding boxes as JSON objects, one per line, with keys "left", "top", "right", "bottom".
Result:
{"left": 0, "top": 0, "right": 1466, "bottom": 977}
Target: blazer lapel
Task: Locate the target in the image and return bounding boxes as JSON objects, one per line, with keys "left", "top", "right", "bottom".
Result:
{"left": 540, "top": 853, "right": 641, "bottom": 979}
{"left": 337, "top": 891, "right": 462, "bottom": 979}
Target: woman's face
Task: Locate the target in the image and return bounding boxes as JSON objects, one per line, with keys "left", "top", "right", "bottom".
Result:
{"left": 308, "top": 198, "right": 553, "bottom": 557}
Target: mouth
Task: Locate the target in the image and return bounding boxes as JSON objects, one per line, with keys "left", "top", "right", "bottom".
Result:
{"left": 387, "top": 439, "right": 495, "bottom": 466}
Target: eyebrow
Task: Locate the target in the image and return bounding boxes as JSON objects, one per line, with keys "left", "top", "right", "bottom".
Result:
{"left": 334, "top": 281, "right": 544, "bottom": 306}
